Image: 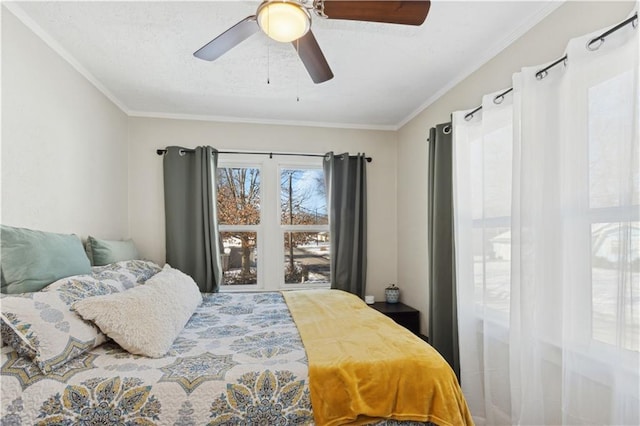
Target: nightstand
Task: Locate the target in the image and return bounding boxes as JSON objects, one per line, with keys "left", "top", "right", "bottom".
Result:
{"left": 370, "top": 301, "right": 421, "bottom": 336}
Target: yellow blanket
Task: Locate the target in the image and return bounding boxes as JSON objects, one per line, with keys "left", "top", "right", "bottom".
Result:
{"left": 283, "top": 289, "right": 474, "bottom": 426}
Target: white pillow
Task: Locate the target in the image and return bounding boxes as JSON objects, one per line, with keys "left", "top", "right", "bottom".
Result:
{"left": 73, "top": 264, "right": 202, "bottom": 357}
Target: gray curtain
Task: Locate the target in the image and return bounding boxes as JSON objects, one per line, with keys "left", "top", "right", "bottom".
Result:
{"left": 163, "top": 146, "right": 223, "bottom": 292}
{"left": 323, "top": 152, "right": 367, "bottom": 297}
{"left": 427, "top": 123, "right": 460, "bottom": 379}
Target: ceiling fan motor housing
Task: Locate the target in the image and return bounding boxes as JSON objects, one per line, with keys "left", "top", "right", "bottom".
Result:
{"left": 256, "top": 0, "right": 312, "bottom": 43}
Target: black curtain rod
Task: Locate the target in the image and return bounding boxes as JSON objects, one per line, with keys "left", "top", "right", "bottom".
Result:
{"left": 156, "top": 149, "right": 372, "bottom": 163}
{"left": 493, "top": 87, "right": 514, "bottom": 104}
{"left": 587, "top": 12, "right": 638, "bottom": 51}
{"left": 463, "top": 12, "right": 637, "bottom": 121}
{"left": 535, "top": 54, "right": 568, "bottom": 80}
{"left": 464, "top": 105, "right": 483, "bottom": 121}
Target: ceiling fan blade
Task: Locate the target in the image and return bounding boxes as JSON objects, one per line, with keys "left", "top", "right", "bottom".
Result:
{"left": 194, "top": 16, "right": 259, "bottom": 61}
{"left": 293, "top": 30, "right": 334, "bottom": 84}
{"left": 321, "top": 0, "right": 430, "bottom": 26}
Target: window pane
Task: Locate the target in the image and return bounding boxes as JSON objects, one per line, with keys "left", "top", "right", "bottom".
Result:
{"left": 591, "top": 222, "right": 640, "bottom": 351}
{"left": 217, "top": 167, "right": 261, "bottom": 225}
{"left": 473, "top": 226, "right": 511, "bottom": 314}
{"left": 221, "top": 231, "right": 257, "bottom": 285}
{"left": 482, "top": 126, "right": 513, "bottom": 219}
{"left": 281, "top": 169, "right": 327, "bottom": 225}
{"left": 283, "top": 232, "right": 330, "bottom": 284}
{"left": 589, "top": 71, "right": 638, "bottom": 208}
{"left": 469, "top": 111, "right": 513, "bottom": 220}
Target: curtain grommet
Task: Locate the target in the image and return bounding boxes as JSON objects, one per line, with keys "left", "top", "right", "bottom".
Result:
{"left": 586, "top": 37, "right": 604, "bottom": 51}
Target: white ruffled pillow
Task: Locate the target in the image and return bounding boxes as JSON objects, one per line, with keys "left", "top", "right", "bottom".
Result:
{"left": 74, "top": 264, "right": 202, "bottom": 358}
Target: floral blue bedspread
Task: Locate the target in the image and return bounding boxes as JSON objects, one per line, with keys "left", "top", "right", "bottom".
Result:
{"left": 1, "top": 292, "right": 313, "bottom": 425}
{"left": 1, "top": 291, "right": 437, "bottom": 425}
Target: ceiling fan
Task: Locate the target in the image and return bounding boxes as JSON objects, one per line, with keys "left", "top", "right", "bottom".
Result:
{"left": 194, "top": 0, "right": 431, "bottom": 84}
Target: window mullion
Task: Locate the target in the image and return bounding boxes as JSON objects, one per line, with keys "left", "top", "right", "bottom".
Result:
{"left": 281, "top": 225, "right": 329, "bottom": 232}
{"left": 261, "top": 159, "right": 279, "bottom": 290}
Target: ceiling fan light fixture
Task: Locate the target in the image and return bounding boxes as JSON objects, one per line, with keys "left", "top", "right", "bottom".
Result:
{"left": 257, "top": 1, "right": 311, "bottom": 43}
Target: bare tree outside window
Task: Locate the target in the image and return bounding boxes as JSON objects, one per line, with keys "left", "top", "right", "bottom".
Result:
{"left": 217, "top": 167, "right": 260, "bottom": 284}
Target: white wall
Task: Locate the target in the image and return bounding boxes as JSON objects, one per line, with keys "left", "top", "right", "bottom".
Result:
{"left": 396, "top": 1, "right": 636, "bottom": 334}
{"left": 128, "top": 117, "right": 398, "bottom": 299}
{"left": 1, "top": 7, "right": 129, "bottom": 238}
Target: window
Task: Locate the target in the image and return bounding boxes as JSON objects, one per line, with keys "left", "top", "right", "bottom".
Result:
{"left": 217, "top": 167, "right": 260, "bottom": 285}
{"left": 469, "top": 106, "right": 513, "bottom": 321}
{"left": 281, "top": 168, "right": 329, "bottom": 284}
{"left": 217, "top": 155, "right": 330, "bottom": 291}
{"left": 588, "top": 71, "right": 639, "bottom": 352}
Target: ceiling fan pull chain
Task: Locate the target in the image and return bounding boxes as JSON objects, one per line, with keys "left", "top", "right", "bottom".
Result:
{"left": 267, "top": 43, "right": 271, "bottom": 84}
{"left": 296, "top": 39, "right": 300, "bottom": 101}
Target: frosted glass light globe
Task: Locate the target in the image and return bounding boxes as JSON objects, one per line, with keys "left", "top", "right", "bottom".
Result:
{"left": 257, "top": 2, "right": 311, "bottom": 43}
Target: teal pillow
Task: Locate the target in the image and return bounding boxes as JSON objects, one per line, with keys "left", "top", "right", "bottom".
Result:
{"left": 87, "top": 236, "right": 139, "bottom": 266}
{"left": 0, "top": 225, "right": 91, "bottom": 294}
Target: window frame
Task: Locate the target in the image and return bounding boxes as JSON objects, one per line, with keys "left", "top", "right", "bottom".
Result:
{"left": 217, "top": 157, "right": 265, "bottom": 291}
{"left": 217, "top": 154, "right": 331, "bottom": 291}
{"left": 584, "top": 67, "right": 639, "bottom": 354}
{"left": 278, "top": 163, "right": 330, "bottom": 288}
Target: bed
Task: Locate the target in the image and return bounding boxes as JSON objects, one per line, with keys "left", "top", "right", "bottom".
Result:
{"left": 1, "top": 233, "right": 472, "bottom": 426}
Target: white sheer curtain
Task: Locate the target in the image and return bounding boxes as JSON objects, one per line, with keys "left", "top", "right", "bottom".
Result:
{"left": 453, "top": 8, "right": 639, "bottom": 425}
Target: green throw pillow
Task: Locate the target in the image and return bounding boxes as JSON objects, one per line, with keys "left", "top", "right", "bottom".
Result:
{"left": 87, "top": 236, "right": 140, "bottom": 266}
{"left": 0, "top": 225, "right": 91, "bottom": 294}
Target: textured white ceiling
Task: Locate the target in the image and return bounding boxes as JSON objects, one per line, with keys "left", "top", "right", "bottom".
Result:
{"left": 8, "top": 1, "right": 561, "bottom": 129}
